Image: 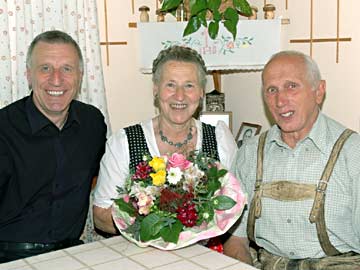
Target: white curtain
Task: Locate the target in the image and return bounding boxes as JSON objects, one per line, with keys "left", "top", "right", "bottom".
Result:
{"left": 0, "top": 0, "right": 111, "bottom": 129}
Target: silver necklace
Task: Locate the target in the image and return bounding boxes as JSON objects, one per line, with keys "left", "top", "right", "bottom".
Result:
{"left": 159, "top": 122, "right": 193, "bottom": 148}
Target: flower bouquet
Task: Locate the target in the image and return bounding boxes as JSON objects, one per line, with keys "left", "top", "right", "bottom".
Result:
{"left": 111, "top": 152, "right": 246, "bottom": 250}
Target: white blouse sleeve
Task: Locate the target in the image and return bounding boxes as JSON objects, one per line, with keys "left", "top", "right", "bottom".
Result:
{"left": 215, "top": 120, "right": 237, "bottom": 169}
{"left": 93, "top": 129, "right": 130, "bottom": 209}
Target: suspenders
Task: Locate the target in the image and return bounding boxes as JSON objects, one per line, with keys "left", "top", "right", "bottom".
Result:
{"left": 247, "top": 129, "right": 355, "bottom": 256}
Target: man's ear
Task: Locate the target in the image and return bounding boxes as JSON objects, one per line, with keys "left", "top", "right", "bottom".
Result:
{"left": 315, "top": 80, "right": 326, "bottom": 105}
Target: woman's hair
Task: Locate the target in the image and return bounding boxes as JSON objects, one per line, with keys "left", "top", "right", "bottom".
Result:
{"left": 262, "top": 50, "right": 322, "bottom": 90}
{"left": 26, "top": 30, "right": 83, "bottom": 71}
{"left": 152, "top": 45, "right": 207, "bottom": 89}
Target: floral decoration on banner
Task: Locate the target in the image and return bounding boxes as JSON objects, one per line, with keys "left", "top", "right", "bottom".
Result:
{"left": 111, "top": 152, "right": 246, "bottom": 250}
{"left": 161, "top": 28, "right": 254, "bottom": 56}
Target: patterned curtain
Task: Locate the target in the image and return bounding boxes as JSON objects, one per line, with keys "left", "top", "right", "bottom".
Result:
{"left": 0, "top": 0, "right": 111, "bottom": 130}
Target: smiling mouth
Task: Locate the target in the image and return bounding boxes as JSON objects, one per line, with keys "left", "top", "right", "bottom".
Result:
{"left": 280, "top": 111, "right": 294, "bottom": 118}
{"left": 171, "top": 104, "right": 187, "bottom": 109}
{"left": 47, "top": 90, "right": 64, "bottom": 96}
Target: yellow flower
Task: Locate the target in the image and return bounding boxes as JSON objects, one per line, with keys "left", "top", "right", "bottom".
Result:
{"left": 150, "top": 170, "right": 166, "bottom": 186}
{"left": 149, "top": 156, "right": 166, "bottom": 172}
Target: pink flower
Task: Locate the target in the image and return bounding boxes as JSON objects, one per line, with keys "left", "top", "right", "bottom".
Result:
{"left": 137, "top": 192, "right": 154, "bottom": 215}
{"left": 226, "top": 41, "right": 234, "bottom": 49}
{"left": 167, "top": 153, "right": 191, "bottom": 170}
{"left": 123, "top": 194, "right": 130, "bottom": 203}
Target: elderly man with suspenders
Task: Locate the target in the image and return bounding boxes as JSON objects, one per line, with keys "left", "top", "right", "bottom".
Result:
{"left": 224, "top": 51, "right": 360, "bottom": 269}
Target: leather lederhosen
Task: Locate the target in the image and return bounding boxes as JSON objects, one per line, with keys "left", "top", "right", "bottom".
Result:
{"left": 246, "top": 129, "right": 360, "bottom": 270}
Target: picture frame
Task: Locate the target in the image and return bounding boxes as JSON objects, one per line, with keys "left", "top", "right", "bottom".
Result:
{"left": 235, "top": 122, "right": 262, "bottom": 148}
{"left": 199, "top": 111, "right": 232, "bottom": 132}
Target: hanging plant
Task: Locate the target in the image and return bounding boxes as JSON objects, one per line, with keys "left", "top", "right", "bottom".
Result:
{"left": 160, "top": 0, "right": 252, "bottom": 39}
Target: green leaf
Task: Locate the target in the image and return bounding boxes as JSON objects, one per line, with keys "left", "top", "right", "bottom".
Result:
{"left": 208, "top": 21, "right": 219, "bottom": 40}
{"left": 217, "top": 169, "right": 227, "bottom": 178}
{"left": 224, "top": 7, "right": 239, "bottom": 23}
{"left": 233, "top": 0, "right": 252, "bottom": 16}
{"left": 224, "top": 19, "right": 237, "bottom": 40}
{"left": 161, "top": 0, "right": 182, "bottom": 11}
{"left": 198, "top": 10, "right": 208, "bottom": 27}
{"left": 113, "top": 198, "right": 136, "bottom": 217}
{"left": 207, "top": 178, "right": 221, "bottom": 193}
{"left": 208, "top": 167, "right": 227, "bottom": 180}
{"left": 183, "top": 16, "right": 202, "bottom": 37}
{"left": 208, "top": 0, "right": 222, "bottom": 12}
{"left": 160, "top": 220, "right": 183, "bottom": 243}
{"left": 124, "top": 218, "right": 142, "bottom": 240}
{"left": 197, "top": 204, "right": 214, "bottom": 224}
{"left": 212, "top": 195, "right": 236, "bottom": 210}
{"left": 140, "top": 213, "right": 161, "bottom": 241}
{"left": 189, "top": 0, "right": 207, "bottom": 16}
{"left": 207, "top": 166, "right": 218, "bottom": 178}
{"left": 212, "top": 9, "right": 222, "bottom": 22}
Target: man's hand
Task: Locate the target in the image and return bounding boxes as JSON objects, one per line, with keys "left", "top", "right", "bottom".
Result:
{"left": 223, "top": 235, "right": 253, "bottom": 265}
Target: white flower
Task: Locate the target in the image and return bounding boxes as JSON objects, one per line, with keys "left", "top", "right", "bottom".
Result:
{"left": 184, "top": 164, "right": 204, "bottom": 179}
{"left": 167, "top": 167, "right": 183, "bottom": 185}
{"left": 145, "top": 185, "right": 160, "bottom": 199}
{"left": 183, "top": 164, "right": 205, "bottom": 192}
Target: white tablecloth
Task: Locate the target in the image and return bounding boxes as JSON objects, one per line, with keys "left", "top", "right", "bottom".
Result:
{"left": 0, "top": 236, "right": 258, "bottom": 270}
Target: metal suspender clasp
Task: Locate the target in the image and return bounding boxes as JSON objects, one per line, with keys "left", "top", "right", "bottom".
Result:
{"left": 316, "top": 179, "right": 328, "bottom": 193}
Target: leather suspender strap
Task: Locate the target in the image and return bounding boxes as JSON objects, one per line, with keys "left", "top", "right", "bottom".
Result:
{"left": 247, "top": 128, "right": 354, "bottom": 255}
{"left": 309, "top": 128, "right": 355, "bottom": 256}
{"left": 247, "top": 131, "right": 268, "bottom": 242}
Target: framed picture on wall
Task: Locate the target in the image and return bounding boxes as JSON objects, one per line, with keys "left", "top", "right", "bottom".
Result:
{"left": 235, "top": 122, "right": 261, "bottom": 148}
{"left": 199, "top": 111, "right": 232, "bottom": 132}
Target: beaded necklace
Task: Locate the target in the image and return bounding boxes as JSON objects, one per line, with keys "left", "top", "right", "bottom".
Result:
{"left": 158, "top": 119, "right": 193, "bottom": 148}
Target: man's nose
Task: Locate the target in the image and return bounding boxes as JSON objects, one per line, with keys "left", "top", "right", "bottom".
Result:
{"left": 275, "top": 89, "right": 288, "bottom": 107}
{"left": 49, "top": 69, "right": 63, "bottom": 86}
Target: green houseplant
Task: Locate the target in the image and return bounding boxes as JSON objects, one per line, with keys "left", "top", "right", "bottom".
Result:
{"left": 160, "top": 0, "right": 252, "bottom": 39}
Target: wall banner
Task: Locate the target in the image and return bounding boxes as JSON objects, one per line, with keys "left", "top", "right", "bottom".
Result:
{"left": 138, "top": 19, "right": 281, "bottom": 73}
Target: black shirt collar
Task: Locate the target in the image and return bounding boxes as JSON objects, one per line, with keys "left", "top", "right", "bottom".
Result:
{"left": 25, "top": 93, "right": 80, "bottom": 134}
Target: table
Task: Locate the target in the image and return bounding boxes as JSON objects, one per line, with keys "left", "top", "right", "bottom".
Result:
{"left": 0, "top": 236, "right": 257, "bottom": 270}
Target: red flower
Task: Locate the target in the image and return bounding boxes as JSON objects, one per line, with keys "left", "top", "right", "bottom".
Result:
{"left": 132, "top": 161, "right": 152, "bottom": 180}
{"left": 176, "top": 201, "right": 198, "bottom": 227}
{"left": 207, "top": 237, "right": 224, "bottom": 253}
{"left": 159, "top": 188, "right": 182, "bottom": 212}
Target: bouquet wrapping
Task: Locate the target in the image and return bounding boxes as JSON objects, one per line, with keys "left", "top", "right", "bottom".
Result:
{"left": 111, "top": 152, "right": 246, "bottom": 250}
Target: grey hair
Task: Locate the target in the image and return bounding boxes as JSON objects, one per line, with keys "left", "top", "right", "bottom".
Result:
{"left": 152, "top": 45, "right": 207, "bottom": 90}
{"left": 26, "top": 30, "right": 84, "bottom": 71}
{"left": 262, "top": 50, "right": 322, "bottom": 90}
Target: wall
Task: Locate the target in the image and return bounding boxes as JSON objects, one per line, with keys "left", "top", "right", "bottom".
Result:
{"left": 97, "top": 0, "right": 360, "bottom": 136}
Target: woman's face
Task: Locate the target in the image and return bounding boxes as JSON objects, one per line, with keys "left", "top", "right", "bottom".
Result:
{"left": 154, "top": 60, "right": 204, "bottom": 127}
